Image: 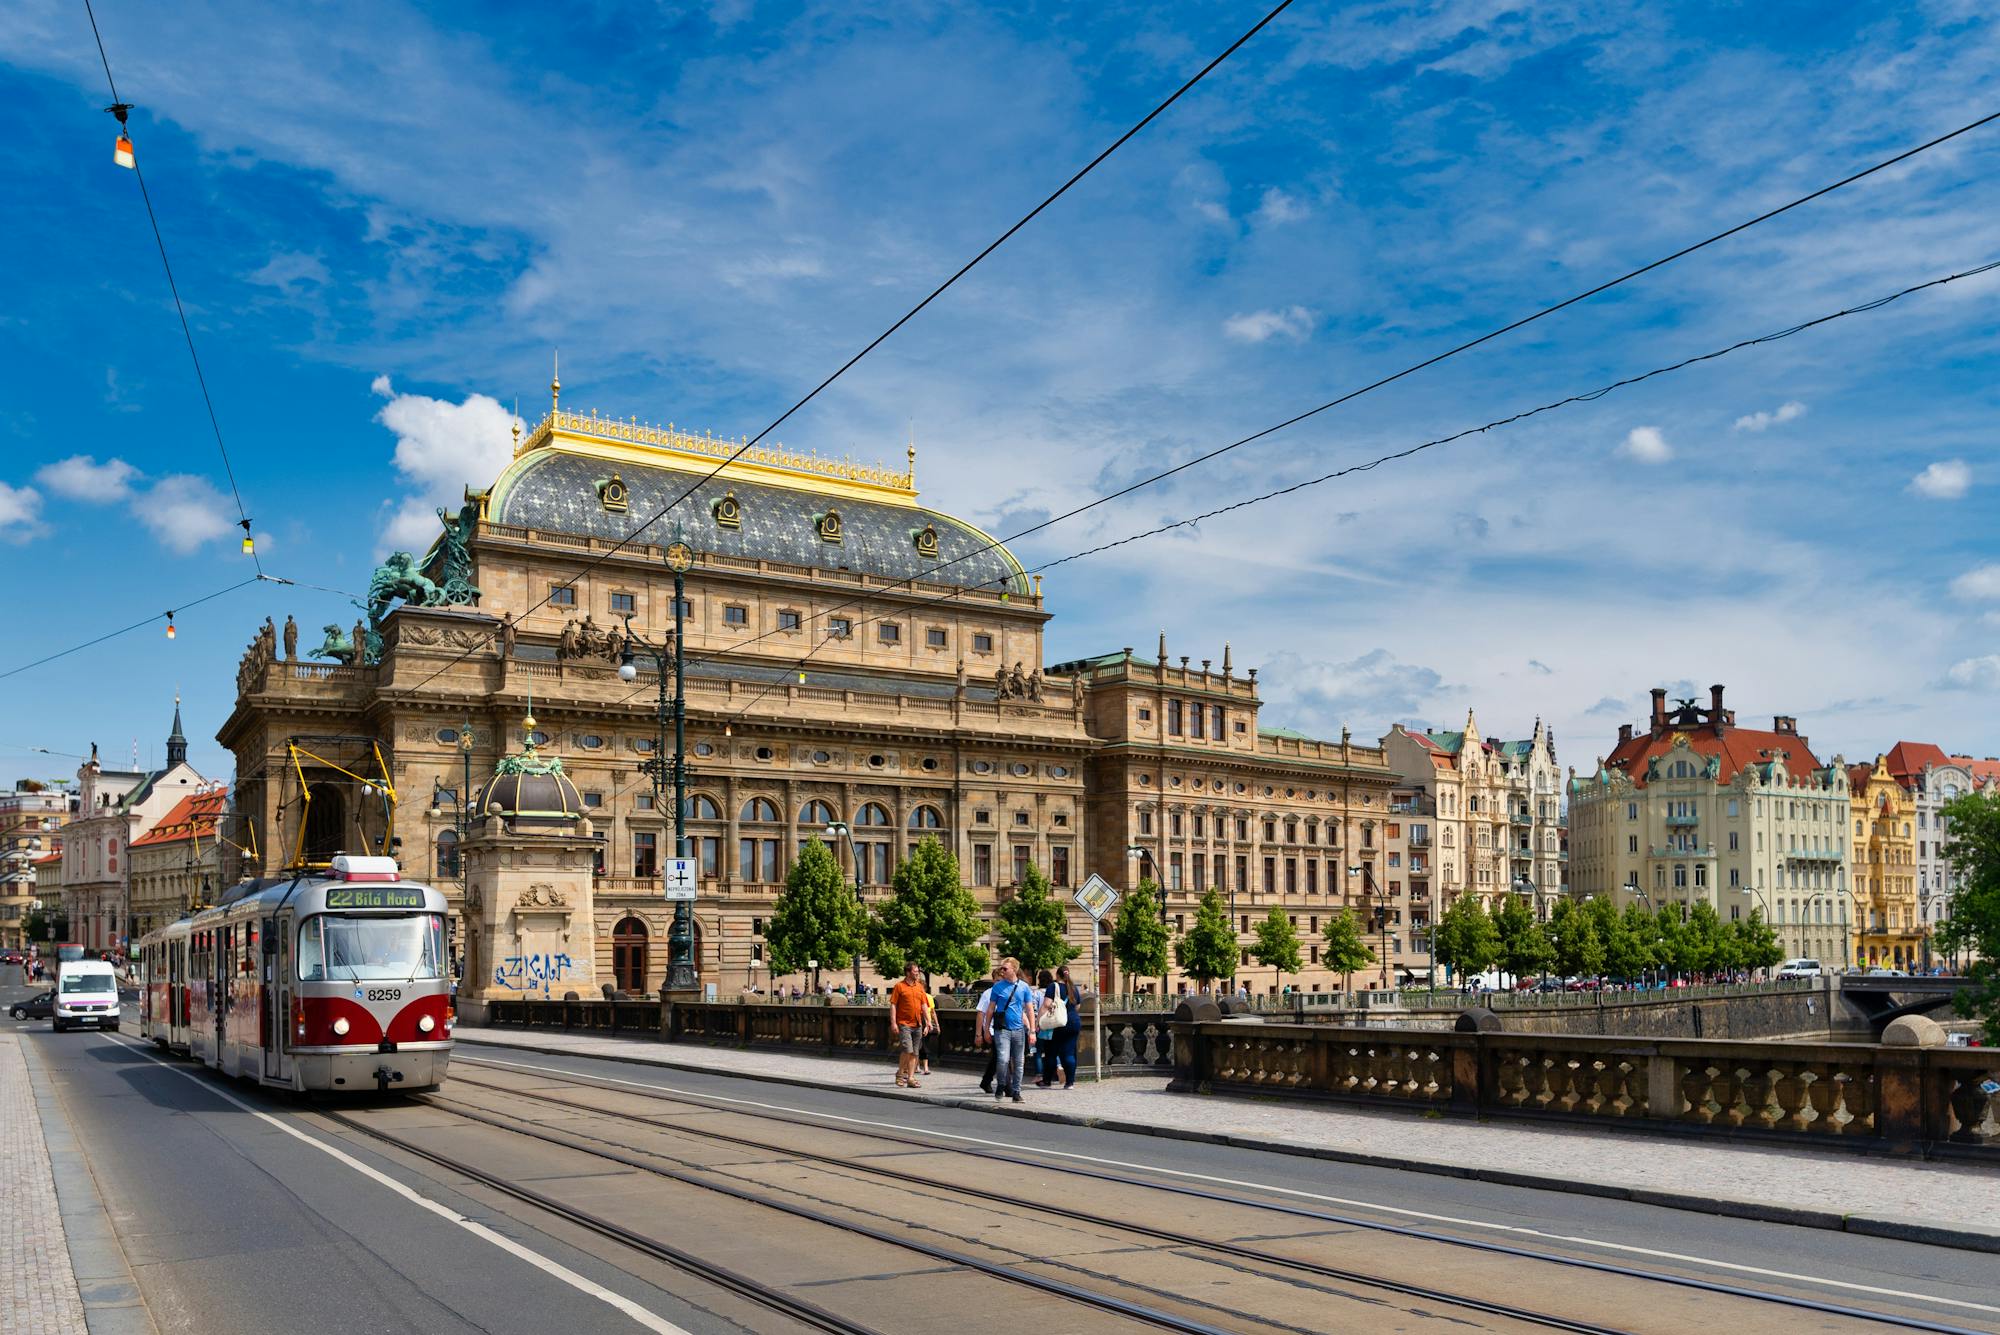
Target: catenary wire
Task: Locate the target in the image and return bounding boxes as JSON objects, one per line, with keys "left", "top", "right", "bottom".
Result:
{"left": 0, "top": 576, "right": 262, "bottom": 682}
{"left": 83, "top": 0, "right": 262, "bottom": 574}
{"left": 550, "top": 106, "right": 2000, "bottom": 684}
{"left": 391, "top": 0, "right": 1298, "bottom": 700}
{"left": 689, "top": 256, "right": 2000, "bottom": 731}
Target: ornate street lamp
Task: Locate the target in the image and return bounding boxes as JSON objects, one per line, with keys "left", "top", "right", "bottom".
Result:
{"left": 1349, "top": 860, "right": 1390, "bottom": 989}
{"left": 619, "top": 535, "right": 697, "bottom": 992}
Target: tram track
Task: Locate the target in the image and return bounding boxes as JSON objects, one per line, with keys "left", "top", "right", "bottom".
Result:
{"left": 448, "top": 1053, "right": 1998, "bottom": 1335}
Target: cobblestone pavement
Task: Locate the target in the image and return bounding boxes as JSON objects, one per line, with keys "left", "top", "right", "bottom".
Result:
{"left": 0, "top": 1031, "right": 88, "bottom": 1335}
{"left": 459, "top": 1027, "right": 2000, "bottom": 1237}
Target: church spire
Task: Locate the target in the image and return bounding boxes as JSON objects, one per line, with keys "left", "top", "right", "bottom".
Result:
{"left": 166, "top": 693, "right": 187, "bottom": 767}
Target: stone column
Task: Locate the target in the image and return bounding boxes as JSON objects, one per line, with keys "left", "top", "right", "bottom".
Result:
{"left": 458, "top": 815, "right": 600, "bottom": 1022}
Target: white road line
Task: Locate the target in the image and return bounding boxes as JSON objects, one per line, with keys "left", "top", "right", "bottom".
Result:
{"left": 101, "top": 1036, "right": 691, "bottom": 1335}
{"left": 465, "top": 1051, "right": 2000, "bottom": 1318}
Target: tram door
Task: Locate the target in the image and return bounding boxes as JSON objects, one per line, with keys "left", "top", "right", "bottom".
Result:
{"left": 215, "top": 925, "right": 230, "bottom": 1053}
{"left": 265, "top": 917, "right": 286, "bottom": 1081}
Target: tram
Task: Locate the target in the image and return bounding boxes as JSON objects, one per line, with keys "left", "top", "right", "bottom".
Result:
{"left": 138, "top": 855, "right": 453, "bottom": 1093}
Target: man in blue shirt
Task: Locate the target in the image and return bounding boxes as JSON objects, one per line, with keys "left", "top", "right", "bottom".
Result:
{"left": 976, "top": 956, "right": 1037, "bottom": 1102}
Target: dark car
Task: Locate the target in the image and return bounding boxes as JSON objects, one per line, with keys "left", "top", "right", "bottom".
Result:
{"left": 10, "top": 990, "right": 56, "bottom": 1020}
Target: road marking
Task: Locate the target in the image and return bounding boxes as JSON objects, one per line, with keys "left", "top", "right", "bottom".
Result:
{"left": 100, "top": 1035, "right": 691, "bottom": 1335}
{"left": 465, "top": 1051, "right": 2000, "bottom": 1317}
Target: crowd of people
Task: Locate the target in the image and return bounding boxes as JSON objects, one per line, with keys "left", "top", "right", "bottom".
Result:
{"left": 885, "top": 957, "right": 1082, "bottom": 1100}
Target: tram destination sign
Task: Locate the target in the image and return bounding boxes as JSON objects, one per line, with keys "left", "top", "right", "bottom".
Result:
{"left": 324, "top": 886, "right": 427, "bottom": 910}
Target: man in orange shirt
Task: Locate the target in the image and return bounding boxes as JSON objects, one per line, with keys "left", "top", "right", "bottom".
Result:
{"left": 889, "top": 960, "right": 932, "bottom": 1088}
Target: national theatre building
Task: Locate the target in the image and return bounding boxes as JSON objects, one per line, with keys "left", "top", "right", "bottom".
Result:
{"left": 219, "top": 386, "right": 1413, "bottom": 1001}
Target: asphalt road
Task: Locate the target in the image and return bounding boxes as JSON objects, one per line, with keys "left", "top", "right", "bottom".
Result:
{"left": 5, "top": 964, "right": 1997, "bottom": 1334}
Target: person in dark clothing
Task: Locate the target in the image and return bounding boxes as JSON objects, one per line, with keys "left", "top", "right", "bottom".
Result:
{"left": 1036, "top": 965, "right": 1083, "bottom": 1088}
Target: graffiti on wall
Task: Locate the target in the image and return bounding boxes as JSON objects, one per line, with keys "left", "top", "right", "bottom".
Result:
{"left": 493, "top": 952, "right": 578, "bottom": 996}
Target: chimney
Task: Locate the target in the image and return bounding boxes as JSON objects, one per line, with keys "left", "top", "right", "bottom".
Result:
{"left": 1709, "top": 684, "right": 1725, "bottom": 737}
{"left": 1649, "top": 687, "right": 1667, "bottom": 731}
{"left": 1618, "top": 723, "right": 1633, "bottom": 744}
{"left": 1773, "top": 715, "right": 1796, "bottom": 735}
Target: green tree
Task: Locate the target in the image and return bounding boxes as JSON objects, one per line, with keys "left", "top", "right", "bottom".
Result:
{"left": 1251, "top": 908, "right": 1304, "bottom": 990}
{"left": 1560, "top": 915, "right": 1606, "bottom": 978}
{"left": 869, "top": 836, "right": 989, "bottom": 984}
{"left": 23, "top": 908, "right": 49, "bottom": 944}
{"left": 1605, "top": 902, "right": 1656, "bottom": 981}
{"left": 1493, "top": 894, "right": 1554, "bottom": 981}
{"left": 1319, "top": 907, "right": 1376, "bottom": 992}
{"left": 1111, "top": 882, "right": 1170, "bottom": 997}
{"left": 995, "top": 861, "right": 1079, "bottom": 976}
{"left": 1730, "top": 908, "right": 1783, "bottom": 973}
{"left": 1431, "top": 895, "right": 1499, "bottom": 983}
{"left": 1174, "top": 887, "right": 1237, "bottom": 991}
{"left": 765, "top": 838, "right": 865, "bottom": 991}
{"left": 1937, "top": 789, "right": 2000, "bottom": 1041}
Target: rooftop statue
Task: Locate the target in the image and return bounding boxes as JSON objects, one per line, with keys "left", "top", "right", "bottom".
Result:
{"left": 308, "top": 623, "right": 355, "bottom": 666}
{"left": 366, "top": 551, "right": 439, "bottom": 626}
{"left": 432, "top": 500, "right": 483, "bottom": 607}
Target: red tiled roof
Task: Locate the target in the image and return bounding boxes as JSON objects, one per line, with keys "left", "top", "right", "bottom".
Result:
{"left": 33, "top": 852, "right": 60, "bottom": 867}
{"left": 1952, "top": 755, "right": 2000, "bottom": 787}
{"left": 1846, "top": 761, "right": 1876, "bottom": 791}
{"left": 1882, "top": 741, "right": 1952, "bottom": 786}
{"left": 129, "top": 789, "right": 227, "bottom": 849}
{"left": 1604, "top": 724, "right": 1824, "bottom": 789}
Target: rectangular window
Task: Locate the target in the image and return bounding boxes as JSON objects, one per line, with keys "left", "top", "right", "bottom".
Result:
{"left": 926, "top": 627, "right": 948, "bottom": 648}
{"left": 869, "top": 843, "right": 891, "bottom": 885}
{"left": 879, "top": 623, "right": 901, "bottom": 644}
{"left": 1052, "top": 845, "right": 1070, "bottom": 886}
{"left": 1012, "top": 845, "right": 1030, "bottom": 884}
{"left": 1168, "top": 701, "right": 1183, "bottom": 735}
{"left": 1263, "top": 857, "right": 1276, "bottom": 894}
{"left": 1306, "top": 861, "right": 1318, "bottom": 895}
{"left": 1138, "top": 811, "right": 1153, "bottom": 835}
{"left": 583, "top": 791, "right": 603, "bottom": 808}
{"left": 778, "top": 610, "right": 801, "bottom": 630}
{"left": 1628, "top": 834, "right": 1638, "bottom": 853}
{"left": 974, "top": 845, "right": 993, "bottom": 885}
{"left": 1213, "top": 705, "right": 1226, "bottom": 737}
{"left": 670, "top": 597, "right": 692, "bottom": 617}
{"left": 828, "top": 618, "right": 853, "bottom": 638}
{"left": 549, "top": 585, "right": 576, "bottom": 607}
{"left": 1236, "top": 819, "right": 1248, "bottom": 841}
{"left": 1191, "top": 853, "right": 1205, "bottom": 889}
{"left": 1170, "top": 812, "right": 1183, "bottom": 836}
{"left": 636, "top": 793, "right": 655, "bottom": 811}
{"left": 1728, "top": 831, "right": 1740, "bottom": 851}
{"left": 1285, "top": 858, "right": 1298, "bottom": 894}
{"left": 723, "top": 604, "right": 748, "bottom": 626}
{"left": 1013, "top": 811, "right": 1030, "bottom": 826}
{"left": 1193, "top": 814, "right": 1205, "bottom": 838}
{"left": 1240, "top": 914, "right": 1250, "bottom": 933}
{"left": 1169, "top": 851, "right": 1184, "bottom": 890}
{"left": 1190, "top": 705, "right": 1204, "bottom": 740}
{"left": 973, "top": 633, "right": 993, "bottom": 653}
{"left": 1728, "top": 868, "right": 1740, "bottom": 888}
{"left": 1235, "top": 855, "right": 1248, "bottom": 890}
{"left": 610, "top": 592, "right": 636, "bottom": 613}
{"left": 633, "top": 833, "right": 658, "bottom": 879}
{"left": 697, "top": 836, "right": 719, "bottom": 877}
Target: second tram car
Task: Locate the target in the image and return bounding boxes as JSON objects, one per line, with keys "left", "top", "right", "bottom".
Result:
{"left": 139, "top": 855, "right": 453, "bottom": 1092}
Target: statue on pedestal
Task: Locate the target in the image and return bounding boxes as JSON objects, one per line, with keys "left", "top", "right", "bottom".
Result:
{"left": 282, "top": 615, "right": 298, "bottom": 660}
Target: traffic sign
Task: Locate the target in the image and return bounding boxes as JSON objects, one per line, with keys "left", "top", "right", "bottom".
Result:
{"left": 664, "top": 857, "right": 698, "bottom": 901}
{"left": 1073, "top": 873, "right": 1118, "bottom": 921}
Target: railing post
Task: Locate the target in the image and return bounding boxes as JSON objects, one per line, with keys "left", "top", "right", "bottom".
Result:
{"left": 1878, "top": 1015, "right": 1946, "bottom": 1155}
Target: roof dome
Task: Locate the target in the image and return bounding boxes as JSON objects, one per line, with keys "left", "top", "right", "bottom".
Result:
{"left": 480, "top": 715, "right": 583, "bottom": 826}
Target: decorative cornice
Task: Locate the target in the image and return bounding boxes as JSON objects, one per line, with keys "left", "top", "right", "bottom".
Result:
{"left": 522, "top": 408, "right": 917, "bottom": 497}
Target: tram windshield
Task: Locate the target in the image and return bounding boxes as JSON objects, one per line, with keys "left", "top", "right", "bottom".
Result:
{"left": 299, "top": 914, "right": 445, "bottom": 982}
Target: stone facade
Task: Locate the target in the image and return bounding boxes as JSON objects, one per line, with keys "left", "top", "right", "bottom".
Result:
{"left": 1849, "top": 756, "right": 1921, "bottom": 969}
{"left": 59, "top": 706, "right": 204, "bottom": 953}
{"left": 1883, "top": 743, "right": 1979, "bottom": 969}
{"left": 125, "top": 787, "right": 227, "bottom": 942}
{"left": 1567, "top": 685, "right": 1853, "bottom": 964}
{"left": 1380, "top": 712, "right": 1560, "bottom": 916}
{"left": 0, "top": 785, "right": 72, "bottom": 949}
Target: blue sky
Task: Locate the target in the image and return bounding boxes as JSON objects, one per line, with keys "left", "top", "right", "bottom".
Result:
{"left": 3, "top": 0, "right": 1997, "bottom": 788}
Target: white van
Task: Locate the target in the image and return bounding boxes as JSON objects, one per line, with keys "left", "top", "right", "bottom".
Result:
{"left": 54, "top": 959, "right": 120, "bottom": 1032}
{"left": 1775, "top": 958, "right": 1822, "bottom": 980}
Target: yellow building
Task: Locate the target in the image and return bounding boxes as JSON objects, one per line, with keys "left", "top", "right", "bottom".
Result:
{"left": 1848, "top": 756, "right": 1920, "bottom": 969}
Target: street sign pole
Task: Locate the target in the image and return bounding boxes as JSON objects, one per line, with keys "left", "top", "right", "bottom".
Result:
{"left": 1073, "top": 873, "right": 1119, "bottom": 1085}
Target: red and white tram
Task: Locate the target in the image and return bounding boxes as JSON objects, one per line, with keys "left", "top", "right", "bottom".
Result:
{"left": 138, "top": 855, "right": 453, "bottom": 1093}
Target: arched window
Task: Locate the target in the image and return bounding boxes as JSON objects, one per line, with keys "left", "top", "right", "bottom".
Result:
{"left": 435, "top": 829, "right": 460, "bottom": 878}
{"left": 612, "top": 916, "right": 648, "bottom": 994}
{"left": 687, "top": 794, "right": 721, "bottom": 820}
{"left": 799, "top": 799, "right": 837, "bottom": 826}
{"left": 741, "top": 797, "right": 780, "bottom": 822}
{"left": 908, "top": 806, "right": 943, "bottom": 830}
{"left": 856, "top": 803, "right": 890, "bottom": 827}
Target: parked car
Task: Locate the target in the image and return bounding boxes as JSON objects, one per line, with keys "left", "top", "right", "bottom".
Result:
{"left": 1776, "top": 958, "right": 1822, "bottom": 979}
{"left": 10, "top": 990, "right": 56, "bottom": 1021}
{"left": 1863, "top": 967, "right": 1909, "bottom": 977}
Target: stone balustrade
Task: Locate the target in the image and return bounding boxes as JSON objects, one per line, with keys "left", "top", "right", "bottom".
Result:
{"left": 1166, "top": 1019, "right": 1999, "bottom": 1159}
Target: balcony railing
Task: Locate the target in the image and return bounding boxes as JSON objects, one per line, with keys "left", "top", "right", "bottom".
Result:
{"left": 1408, "top": 832, "right": 1431, "bottom": 847}
{"left": 1666, "top": 812, "right": 1699, "bottom": 828}
{"left": 1786, "top": 847, "right": 1844, "bottom": 863}
{"left": 1510, "top": 812, "right": 1531, "bottom": 826}
{"left": 1650, "top": 844, "right": 1716, "bottom": 859}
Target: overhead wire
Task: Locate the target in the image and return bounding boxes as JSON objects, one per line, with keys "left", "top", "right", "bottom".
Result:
{"left": 0, "top": 576, "right": 262, "bottom": 682}
{"left": 392, "top": 0, "right": 1299, "bottom": 700}
{"left": 82, "top": 0, "right": 262, "bottom": 572}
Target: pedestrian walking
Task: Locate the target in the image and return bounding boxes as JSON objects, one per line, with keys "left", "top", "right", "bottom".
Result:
{"left": 977, "top": 957, "right": 1037, "bottom": 1102}
{"left": 889, "top": 961, "right": 930, "bottom": 1089}
{"left": 974, "top": 966, "right": 1001, "bottom": 1092}
{"left": 918, "top": 991, "right": 937, "bottom": 1078}
{"left": 1037, "top": 964, "right": 1082, "bottom": 1089}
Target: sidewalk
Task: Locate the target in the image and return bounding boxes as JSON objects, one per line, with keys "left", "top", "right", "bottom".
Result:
{"left": 457, "top": 1026, "right": 2000, "bottom": 1253}
{"left": 0, "top": 1032, "right": 88, "bottom": 1335}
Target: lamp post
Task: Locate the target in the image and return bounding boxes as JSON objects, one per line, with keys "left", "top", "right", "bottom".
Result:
{"left": 1125, "top": 844, "right": 1166, "bottom": 1000}
{"left": 621, "top": 537, "right": 696, "bottom": 992}
{"left": 1348, "top": 861, "right": 1390, "bottom": 989}
{"left": 824, "top": 819, "right": 866, "bottom": 994}
{"left": 427, "top": 719, "right": 476, "bottom": 887}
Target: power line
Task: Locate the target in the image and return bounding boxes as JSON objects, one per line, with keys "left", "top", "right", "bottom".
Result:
{"left": 395, "top": 0, "right": 1297, "bottom": 700}
{"left": 83, "top": 0, "right": 262, "bottom": 572}
{"left": 692, "top": 255, "right": 2000, "bottom": 730}
{"left": 0, "top": 576, "right": 262, "bottom": 682}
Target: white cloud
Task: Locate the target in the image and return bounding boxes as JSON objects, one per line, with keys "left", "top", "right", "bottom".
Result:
{"left": 1950, "top": 564, "right": 2000, "bottom": 601}
{"left": 1942, "top": 655, "right": 2000, "bottom": 691}
{"left": 1222, "top": 306, "right": 1314, "bottom": 344}
{"left": 0, "top": 482, "right": 43, "bottom": 543}
{"left": 35, "top": 455, "right": 141, "bottom": 502}
{"left": 246, "top": 251, "right": 329, "bottom": 293}
{"left": 1259, "top": 648, "right": 1452, "bottom": 736}
{"left": 373, "top": 377, "right": 519, "bottom": 553}
{"left": 1909, "top": 459, "right": 1971, "bottom": 500}
{"left": 1618, "top": 426, "right": 1673, "bottom": 464}
{"left": 1253, "top": 187, "right": 1309, "bottom": 225}
{"left": 134, "top": 475, "right": 234, "bottom": 553}
{"left": 370, "top": 374, "right": 394, "bottom": 397}
{"left": 1732, "top": 400, "right": 1807, "bottom": 432}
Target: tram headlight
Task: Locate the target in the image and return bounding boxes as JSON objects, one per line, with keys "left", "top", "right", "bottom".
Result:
{"left": 418, "top": 1015, "right": 436, "bottom": 1034}
{"left": 331, "top": 1017, "right": 351, "bottom": 1037}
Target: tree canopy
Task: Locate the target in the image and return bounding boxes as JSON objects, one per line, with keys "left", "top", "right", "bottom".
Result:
{"left": 995, "top": 860, "right": 1080, "bottom": 976}
{"left": 1174, "top": 886, "right": 1237, "bottom": 987}
{"left": 764, "top": 838, "right": 865, "bottom": 989}
{"left": 868, "top": 836, "right": 988, "bottom": 984}
{"left": 1432, "top": 894, "right": 1499, "bottom": 981}
{"left": 1493, "top": 894, "right": 1553, "bottom": 980}
{"left": 1111, "top": 881, "right": 1171, "bottom": 991}
{"left": 1319, "top": 906, "right": 1375, "bottom": 990}
{"left": 1251, "top": 908, "right": 1304, "bottom": 985}
{"left": 1938, "top": 789, "right": 2000, "bottom": 1042}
